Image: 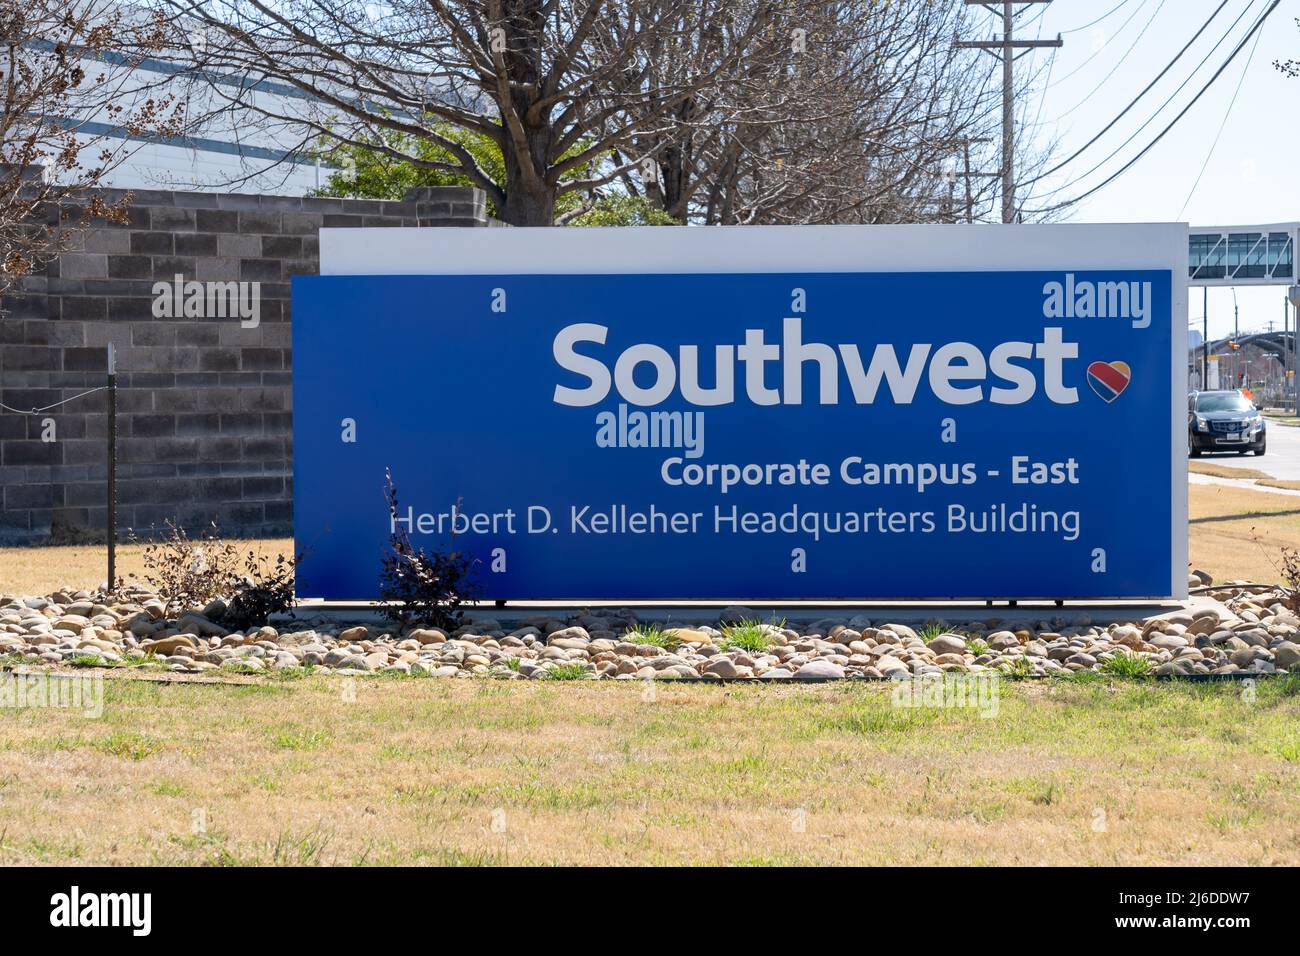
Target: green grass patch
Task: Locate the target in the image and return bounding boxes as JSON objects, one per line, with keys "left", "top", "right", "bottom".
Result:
{"left": 998, "top": 656, "right": 1037, "bottom": 679}
{"left": 917, "top": 623, "right": 947, "bottom": 642}
{"left": 1101, "top": 653, "right": 1154, "bottom": 679}
{"left": 272, "top": 729, "right": 331, "bottom": 751}
{"left": 720, "top": 620, "right": 775, "bottom": 653}
{"left": 267, "top": 665, "right": 317, "bottom": 681}
{"left": 543, "top": 663, "right": 592, "bottom": 681}
{"left": 220, "top": 661, "right": 265, "bottom": 675}
{"left": 67, "top": 654, "right": 122, "bottom": 668}
{"left": 146, "top": 780, "right": 188, "bottom": 797}
{"left": 97, "top": 731, "right": 162, "bottom": 760}
{"left": 624, "top": 624, "right": 679, "bottom": 649}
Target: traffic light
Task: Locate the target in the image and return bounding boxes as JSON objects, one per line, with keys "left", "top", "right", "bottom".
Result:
{"left": 1238, "top": 372, "right": 1245, "bottom": 385}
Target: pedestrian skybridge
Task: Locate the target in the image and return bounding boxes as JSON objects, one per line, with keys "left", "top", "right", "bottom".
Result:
{"left": 1189, "top": 224, "right": 1296, "bottom": 287}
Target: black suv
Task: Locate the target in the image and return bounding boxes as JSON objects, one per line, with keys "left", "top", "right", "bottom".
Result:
{"left": 1188, "top": 390, "right": 1266, "bottom": 457}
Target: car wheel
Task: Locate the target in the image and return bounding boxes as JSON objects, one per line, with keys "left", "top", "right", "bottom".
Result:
{"left": 1253, "top": 441, "right": 1266, "bottom": 456}
{"left": 1189, "top": 434, "right": 1201, "bottom": 457}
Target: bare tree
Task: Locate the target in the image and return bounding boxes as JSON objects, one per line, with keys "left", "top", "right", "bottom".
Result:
{"left": 152, "top": 0, "right": 815, "bottom": 225}
{"left": 135, "top": 0, "right": 1051, "bottom": 226}
{"left": 616, "top": 1, "right": 1037, "bottom": 226}
{"left": 1, "top": 0, "right": 183, "bottom": 300}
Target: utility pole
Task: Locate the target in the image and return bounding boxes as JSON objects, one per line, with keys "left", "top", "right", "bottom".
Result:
{"left": 957, "top": 2, "right": 1062, "bottom": 223}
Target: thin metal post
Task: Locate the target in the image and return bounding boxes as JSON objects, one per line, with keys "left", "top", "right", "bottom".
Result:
{"left": 107, "top": 343, "right": 117, "bottom": 590}
{"left": 1288, "top": 293, "right": 1297, "bottom": 413}
{"left": 1233, "top": 289, "right": 1239, "bottom": 386}
{"left": 1202, "top": 287, "right": 1208, "bottom": 389}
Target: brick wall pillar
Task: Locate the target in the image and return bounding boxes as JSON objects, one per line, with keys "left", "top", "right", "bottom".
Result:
{"left": 0, "top": 186, "right": 497, "bottom": 543}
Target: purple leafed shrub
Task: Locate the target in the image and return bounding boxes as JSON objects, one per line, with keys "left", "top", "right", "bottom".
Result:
{"left": 378, "top": 469, "right": 478, "bottom": 630}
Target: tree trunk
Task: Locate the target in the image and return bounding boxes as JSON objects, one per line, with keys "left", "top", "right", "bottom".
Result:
{"left": 497, "top": 115, "right": 557, "bottom": 223}
{"left": 500, "top": 180, "right": 555, "bottom": 226}
{"left": 497, "top": 109, "right": 557, "bottom": 225}
{"left": 497, "top": 4, "right": 557, "bottom": 227}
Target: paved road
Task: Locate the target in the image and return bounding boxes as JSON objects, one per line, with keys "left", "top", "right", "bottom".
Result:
{"left": 1194, "top": 420, "right": 1300, "bottom": 480}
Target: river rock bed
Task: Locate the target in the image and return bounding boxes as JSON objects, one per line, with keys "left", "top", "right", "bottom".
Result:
{"left": 2, "top": 583, "right": 1298, "bottom": 680}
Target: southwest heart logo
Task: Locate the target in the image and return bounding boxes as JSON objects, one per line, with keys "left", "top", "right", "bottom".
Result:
{"left": 1087, "top": 360, "right": 1131, "bottom": 402}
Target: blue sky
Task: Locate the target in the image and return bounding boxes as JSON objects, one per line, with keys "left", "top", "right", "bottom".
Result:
{"left": 999, "top": 0, "right": 1298, "bottom": 340}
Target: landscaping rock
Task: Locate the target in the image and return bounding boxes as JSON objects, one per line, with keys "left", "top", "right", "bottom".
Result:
{"left": 1273, "top": 641, "right": 1300, "bottom": 671}
{"left": 794, "top": 660, "right": 845, "bottom": 680}
{"left": 926, "top": 634, "right": 967, "bottom": 655}
{"left": 140, "top": 635, "right": 198, "bottom": 656}
{"left": 4, "top": 580, "right": 1291, "bottom": 684}
{"left": 703, "top": 658, "right": 749, "bottom": 679}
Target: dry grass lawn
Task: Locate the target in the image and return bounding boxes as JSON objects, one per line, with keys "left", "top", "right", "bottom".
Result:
{"left": 0, "top": 675, "right": 1298, "bottom": 866}
{"left": 3, "top": 490, "right": 1300, "bottom": 867}
{"left": 1188, "top": 461, "right": 1271, "bottom": 480}
{"left": 0, "top": 538, "right": 294, "bottom": 596}
{"left": 1188, "top": 484, "right": 1300, "bottom": 584}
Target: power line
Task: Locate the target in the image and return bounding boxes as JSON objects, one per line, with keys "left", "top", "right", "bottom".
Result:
{"left": 1044, "top": 0, "right": 1169, "bottom": 123}
{"left": 1026, "top": 0, "right": 1259, "bottom": 202}
{"left": 1175, "top": 16, "right": 1264, "bottom": 219}
{"left": 1024, "top": 0, "right": 1230, "bottom": 185}
{"left": 1015, "top": 47, "right": 1059, "bottom": 213}
{"left": 1018, "top": 3, "right": 1120, "bottom": 210}
{"left": 1059, "top": 0, "right": 1137, "bottom": 34}
{"left": 1017, "top": 7, "right": 1049, "bottom": 131}
{"left": 1022, "top": 0, "right": 1281, "bottom": 216}
{"left": 1027, "top": 48, "right": 1059, "bottom": 131}
{"left": 1015, "top": 1, "right": 1052, "bottom": 31}
{"left": 1046, "top": 0, "right": 1154, "bottom": 90}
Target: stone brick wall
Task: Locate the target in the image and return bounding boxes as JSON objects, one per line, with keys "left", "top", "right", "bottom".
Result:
{"left": 0, "top": 186, "right": 495, "bottom": 543}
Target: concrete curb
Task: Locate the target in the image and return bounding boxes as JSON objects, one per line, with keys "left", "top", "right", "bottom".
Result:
{"left": 1189, "top": 473, "right": 1300, "bottom": 497}
{"left": 278, "top": 594, "right": 1233, "bottom": 629}
{"left": 1, "top": 664, "right": 1288, "bottom": 686}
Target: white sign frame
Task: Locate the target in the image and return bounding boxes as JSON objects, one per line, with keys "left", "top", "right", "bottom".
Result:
{"left": 320, "top": 223, "right": 1190, "bottom": 600}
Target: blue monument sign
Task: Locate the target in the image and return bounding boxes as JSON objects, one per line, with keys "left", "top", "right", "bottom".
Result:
{"left": 294, "top": 225, "right": 1187, "bottom": 601}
